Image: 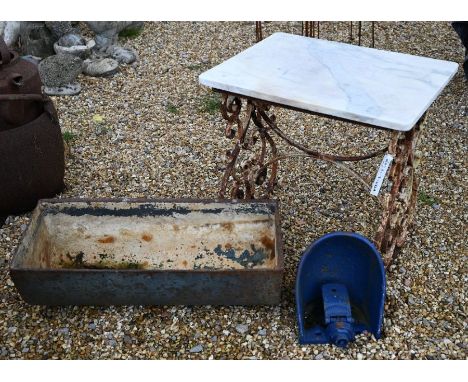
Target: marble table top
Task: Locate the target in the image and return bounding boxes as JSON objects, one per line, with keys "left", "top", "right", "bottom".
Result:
{"left": 199, "top": 32, "right": 458, "bottom": 131}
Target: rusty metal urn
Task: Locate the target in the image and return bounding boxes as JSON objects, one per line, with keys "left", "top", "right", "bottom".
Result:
{"left": 0, "top": 37, "right": 44, "bottom": 130}
{"left": 0, "top": 37, "right": 65, "bottom": 216}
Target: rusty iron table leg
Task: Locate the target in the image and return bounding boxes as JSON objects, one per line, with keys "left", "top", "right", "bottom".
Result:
{"left": 375, "top": 115, "right": 426, "bottom": 265}
{"left": 217, "top": 91, "right": 425, "bottom": 265}
{"left": 218, "top": 92, "right": 388, "bottom": 200}
{"left": 218, "top": 93, "right": 279, "bottom": 199}
{"left": 255, "top": 22, "right": 263, "bottom": 42}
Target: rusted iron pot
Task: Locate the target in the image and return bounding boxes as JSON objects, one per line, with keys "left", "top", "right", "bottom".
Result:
{"left": 0, "top": 97, "right": 65, "bottom": 215}
{"left": 0, "top": 37, "right": 43, "bottom": 131}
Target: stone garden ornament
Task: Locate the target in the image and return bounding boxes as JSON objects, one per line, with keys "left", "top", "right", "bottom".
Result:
{"left": 0, "top": 21, "right": 143, "bottom": 96}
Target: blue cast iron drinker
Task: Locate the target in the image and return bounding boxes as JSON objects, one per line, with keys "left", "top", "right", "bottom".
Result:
{"left": 295, "top": 232, "right": 386, "bottom": 348}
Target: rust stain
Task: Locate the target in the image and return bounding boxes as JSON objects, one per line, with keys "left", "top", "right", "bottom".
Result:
{"left": 98, "top": 235, "right": 115, "bottom": 244}
{"left": 182, "top": 260, "right": 188, "bottom": 267}
{"left": 40, "top": 240, "right": 51, "bottom": 268}
{"left": 141, "top": 233, "right": 153, "bottom": 242}
{"left": 225, "top": 243, "right": 232, "bottom": 250}
{"left": 221, "top": 222, "right": 234, "bottom": 232}
{"left": 172, "top": 224, "right": 180, "bottom": 232}
{"left": 260, "top": 235, "right": 275, "bottom": 259}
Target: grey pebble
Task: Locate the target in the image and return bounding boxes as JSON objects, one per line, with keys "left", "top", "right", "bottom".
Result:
{"left": 422, "top": 318, "right": 436, "bottom": 328}
{"left": 108, "top": 46, "right": 137, "bottom": 65}
{"left": 444, "top": 295, "right": 455, "bottom": 304}
{"left": 189, "top": 344, "right": 203, "bottom": 353}
{"left": 82, "top": 58, "right": 119, "bottom": 77}
{"left": 235, "top": 324, "right": 249, "bottom": 334}
{"left": 258, "top": 328, "right": 267, "bottom": 336}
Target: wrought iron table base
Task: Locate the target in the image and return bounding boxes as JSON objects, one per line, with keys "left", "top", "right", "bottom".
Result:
{"left": 217, "top": 92, "right": 425, "bottom": 265}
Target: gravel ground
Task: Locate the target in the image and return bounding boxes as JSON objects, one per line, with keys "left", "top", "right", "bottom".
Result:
{"left": 0, "top": 21, "right": 466, "bottom": 360}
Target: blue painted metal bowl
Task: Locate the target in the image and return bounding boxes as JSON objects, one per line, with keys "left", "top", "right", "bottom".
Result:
{"left": 295, "top": 232, "right": 386, "bottom": 347}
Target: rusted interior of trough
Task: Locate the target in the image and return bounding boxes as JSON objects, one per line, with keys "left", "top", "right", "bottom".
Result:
{"left": 15, "top": 199, "right": 279, "bottom": 271}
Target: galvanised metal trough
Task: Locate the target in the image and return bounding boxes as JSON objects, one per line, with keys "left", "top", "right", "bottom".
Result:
{"left": 10, "top": 198, "right": 283, "bottom": 306}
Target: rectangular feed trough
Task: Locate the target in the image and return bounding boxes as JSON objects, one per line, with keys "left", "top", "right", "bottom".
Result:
{"left": 10, "top": 198, "right": 283, "bottom": 306}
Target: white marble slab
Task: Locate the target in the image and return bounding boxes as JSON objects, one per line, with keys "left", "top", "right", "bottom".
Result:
{"left": 199, "top": 32, "right": 458, "bottom": 131}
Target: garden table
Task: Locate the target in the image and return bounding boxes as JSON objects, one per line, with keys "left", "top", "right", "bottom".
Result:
{"left": 199, "top": 32, "right": 457, "bottom": 264}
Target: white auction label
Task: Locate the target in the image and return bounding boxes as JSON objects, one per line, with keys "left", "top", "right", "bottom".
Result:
{"left": 370, "top": 154, "right": 393, "bottom": 196}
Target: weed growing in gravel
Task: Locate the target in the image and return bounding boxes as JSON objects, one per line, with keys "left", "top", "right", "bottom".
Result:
{"left": 187, "top": 64, "right": 203, "bottom": 70}
{"left": 200, "top": 94, "right": 221, "bottom": 114}
{"left": 418, "top": 191, "right": 439, "bottom": 206}
{"left": 119, "top": 27, "right": 142, "bottom": 38}
{"left": 62, "top": 131, "right": 76, "bottom": 143}
{"left": 166, "top": 103, "right": 179, "bottom": 114}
